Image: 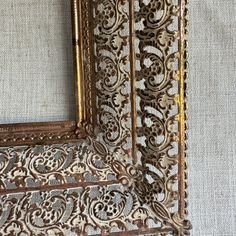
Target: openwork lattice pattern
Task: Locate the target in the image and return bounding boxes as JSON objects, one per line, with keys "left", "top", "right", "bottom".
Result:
{"left": 134, "top": 0, "right": 190, "bottom": 234}
{"left": 0, "top": 0, "right": 190, "bottom": 235}
{"left": 93, "top": 0, "right": 132, "bottom": 160}
{"left": 1, "top": 185, "right": 163, "bottom": 235}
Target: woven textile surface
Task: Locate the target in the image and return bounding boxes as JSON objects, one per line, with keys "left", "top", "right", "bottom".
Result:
{"left": 188, "top": 0, "right": 236, "bottom": 235}
{"left": 0, "top": 0, "right": 75, "bottom": 124}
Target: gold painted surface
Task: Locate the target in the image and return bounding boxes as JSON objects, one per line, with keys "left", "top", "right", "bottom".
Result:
{"left": 0, "top": 0, "right": 191, "bottom": 235}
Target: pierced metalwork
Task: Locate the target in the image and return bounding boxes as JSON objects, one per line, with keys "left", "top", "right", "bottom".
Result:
{"left": 0, "top": 0, "right": 191, "bottom": 235}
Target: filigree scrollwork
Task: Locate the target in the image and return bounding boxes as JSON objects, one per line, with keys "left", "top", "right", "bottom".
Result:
{"left": 134, "top": 0, "right": 191, "bottom": 234}
{"left": 0, "top": 140, "right": 118, "bottom": 191}
{"left": 0, "top": 185, "right": 165, "bottom": 236}
{"left": 93, "top": 0, "right": 132, "bottom": 159}
{"left": 0, "top": 0, "right": 190, "bottom": 235}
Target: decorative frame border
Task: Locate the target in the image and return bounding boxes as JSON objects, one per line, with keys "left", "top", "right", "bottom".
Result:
{"left": 0, "top": 0, "right": 191, "bottom": 235}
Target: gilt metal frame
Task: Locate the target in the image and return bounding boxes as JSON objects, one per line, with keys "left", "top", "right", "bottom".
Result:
{"left": 0, "top": 0, "right": 95, "bottom": 147}
{"left": 0, "top": 0, "right": 191, "bottom": 235}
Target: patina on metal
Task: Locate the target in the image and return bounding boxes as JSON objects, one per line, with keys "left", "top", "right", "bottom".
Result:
{"left": 0, "top": 0, "right": 191, "bottom": 235}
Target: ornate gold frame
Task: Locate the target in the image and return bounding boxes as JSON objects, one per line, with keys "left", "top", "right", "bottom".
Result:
{"left": 0, "top": 0, "right": 191, "bottom": 235}
{"left": 0, "top": 0, "right": 95, "bottom": 147}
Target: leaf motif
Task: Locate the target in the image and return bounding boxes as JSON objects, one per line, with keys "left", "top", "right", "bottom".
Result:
{"left": 92, "top": 140, "right": 108, "bottom": 156}
{"left": 151, "top": 201, "right": 171, "bottom": 220}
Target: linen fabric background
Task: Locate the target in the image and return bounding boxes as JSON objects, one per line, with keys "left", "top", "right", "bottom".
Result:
{"left": 0, "top": 0, "right": 236, "bottom": 235}
{"left": 188, "top": 0, "right": 236, "bottom": 235}
{"left": 0, "top": 0, "right": 75, "bottom": 123}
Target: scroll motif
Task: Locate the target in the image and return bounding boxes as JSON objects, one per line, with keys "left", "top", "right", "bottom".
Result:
{"left": 134, "top": 0, "right": 190, "bottom": 233}
{"left": 0, "top": 0, "right": 190, "bottom": 235}
{"left": 93, "top": 0, "right": 133, "bottom": 162}
{"left": 0, "top": 140, "right": 118, "bottom": 191}
{"left": 0, "top": 186, "right": 167, "bottom": 235}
